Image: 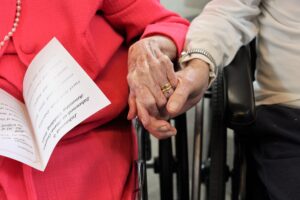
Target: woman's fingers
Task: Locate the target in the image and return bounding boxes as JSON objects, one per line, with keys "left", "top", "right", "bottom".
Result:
{"left": 136, "top": 58, "right": 167, "bottom": 108}
{"left": 135, "top": 84, "right": 160, "bottom": 118}
{"left": 148, "top": 118, "right": 177, "bottom": 139}
{"left": 127, "top": 36, "right": 184, "bottom": 129}
{"left": 127, "top": 92, "right": 140, "bottom": 120}
{"left": 153, "top": 47, "right": 178, "bottom": 89}
{"left": 127, "top": 63, "right": 162, "bottom": 118}
{"left": 150, "top": 47, "right": 177, "bottom": 99}
{"left": 143, "top": 50, "right": 175, "bottom": 100}
{"left": 127, "top": 37, "right": 178, "bottom": 119}
{"left": 136, "top": 101, "right": 177, "bottom": 139}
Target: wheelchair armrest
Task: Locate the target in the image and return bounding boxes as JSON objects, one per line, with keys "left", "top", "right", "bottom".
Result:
{"left": 223, "top": 45, "right": 256, "bottom": 128}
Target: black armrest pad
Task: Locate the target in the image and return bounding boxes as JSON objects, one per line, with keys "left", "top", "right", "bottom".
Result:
{"left": 223, "top": 46, "right": 256, "bottom": 128}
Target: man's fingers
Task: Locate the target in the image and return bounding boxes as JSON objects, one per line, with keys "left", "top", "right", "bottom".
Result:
{"left": 167, "top": 78, "right": 190, "bottom": 115}
{"left": 167, "top": 61, "right": 211, "bottom": 117}
{"left": 136, "top": 102, "right": 176, "bottom": 139}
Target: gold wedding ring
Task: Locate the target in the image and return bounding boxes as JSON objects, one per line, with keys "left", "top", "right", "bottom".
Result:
{"left": 161, "top": 82, "right": 172, "bottom": 94}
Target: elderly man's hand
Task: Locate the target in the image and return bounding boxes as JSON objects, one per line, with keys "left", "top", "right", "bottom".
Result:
{"left": 167, "top": 59, "right": 210, "bottom": 118}
{"left": 127, "top": 36, "right": 178, "bottom": 139}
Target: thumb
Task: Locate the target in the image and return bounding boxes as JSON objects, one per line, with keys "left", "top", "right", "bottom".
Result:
{"left": 166, "top": 78, "right": 189, "bottom": 116}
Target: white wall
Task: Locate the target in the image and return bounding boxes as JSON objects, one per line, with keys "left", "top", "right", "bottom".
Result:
{"left": 160, "top": 0, "right": 210, "bottom": 18}
{"left": 185, "top": 0, "right": 210, "bottom": 9}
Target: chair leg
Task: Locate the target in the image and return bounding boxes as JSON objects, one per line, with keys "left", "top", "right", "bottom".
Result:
{"left": 175, "top": 113, "right": 190, "bottom": 200}
{"left": 158, "top": 138, "right": 174, "bottom": 200}
{"left": 136, "top": 123, "right": 149, "bottom": 200}
{"left": 191, "top": 100, "right": 205, "bottom": 200}
{"left": 231, "top": 134, "right": 247, "bottom": 200}
{"left": 208, "top": 67, "right": 227, "bottom": 200}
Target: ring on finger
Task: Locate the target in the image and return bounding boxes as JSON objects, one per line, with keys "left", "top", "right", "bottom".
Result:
{"left": 161, "top": 82, "right": 172, "bottom": 96}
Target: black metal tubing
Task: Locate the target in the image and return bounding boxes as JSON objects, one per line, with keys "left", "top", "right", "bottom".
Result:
{"left": 137, "top": 113, "right": 190, "bottom": 200}
{"left": 174, "top": 114, "right": 190, "bottom": 200}
{"left": 208, "top": 67, "right": 227, "bottom": 200}
{"left": 192, "top": 100, "right": 205, "bottom": 200}
{"left": 136, "top": 124, "right": 149, "bottom": 200}
{"left": 159, "top": 138, "right": 174, "bottom": 200}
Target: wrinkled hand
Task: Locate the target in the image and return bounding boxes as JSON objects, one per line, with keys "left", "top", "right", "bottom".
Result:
{"left": 127, "top": 36, "right": 178, "bottom": 139}
{"left": 167, "top": 59, "right": 210, "bottom": 117}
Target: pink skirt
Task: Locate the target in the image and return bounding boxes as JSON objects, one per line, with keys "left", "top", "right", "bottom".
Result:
{"left": 0, "top": 119, "right": 137, "bottom": 200}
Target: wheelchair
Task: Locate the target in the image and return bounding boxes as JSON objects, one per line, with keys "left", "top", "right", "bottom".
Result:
{"left": 135, "top": 40, "right": 257, "bottom": 200}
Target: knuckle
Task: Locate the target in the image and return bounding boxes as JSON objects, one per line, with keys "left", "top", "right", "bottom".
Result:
{"left": 146, "top": 51, "right": 154, "bottom": 60}
{"left": 126, "top": 73, "right": 132, "bottom": 83}
{"left": 159, "top": 56, "right": 174, "bottom": 69}
{"left": 128, "top": 45, "right": 136, "bottom": 55}
{"left": 167, "top": 61, "right": 174, "bottom": 69}
{"left": 141, "top": 97, "right": 155, "bottom": 109}
{"left": 160, "top": 55, "right": 170, "bottom": 63}
{"left": 126, "top": 74, "right": 139, "bottom": 88}
{"left": 137, "top": 64, "right": 150, "bottom": 75}
{"left": 142, "top": 122, "right": 150, "bottom": 129}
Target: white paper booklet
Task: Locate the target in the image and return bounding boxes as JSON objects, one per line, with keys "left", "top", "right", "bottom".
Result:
{"left": 0, "top": 38, "right": 110, "bottom": 171}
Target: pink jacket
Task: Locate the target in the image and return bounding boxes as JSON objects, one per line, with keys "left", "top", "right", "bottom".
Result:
{"left": 0, "top": 0, "right": 188, "bottom": 137}
{"left": 0, "top": 0, "right": 189, "bottom": 199}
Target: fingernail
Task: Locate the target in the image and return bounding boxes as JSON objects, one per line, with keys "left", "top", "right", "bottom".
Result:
{"left": 166, "top": 131, "right": 177, "bottom": 136}
{"left": 157, "top": 125, "right": 169, "bottom": 132}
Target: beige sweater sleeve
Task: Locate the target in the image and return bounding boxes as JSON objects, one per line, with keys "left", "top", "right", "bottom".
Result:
{"left": 182, "top": 0, "right": 261, "bottom": 72}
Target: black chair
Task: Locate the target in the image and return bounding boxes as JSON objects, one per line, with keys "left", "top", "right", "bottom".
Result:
{"left": 191, "top": 40, "right": 257, "bottom": 200}
{"left": 135, "top": 114, "right": 190, "bottom": 200}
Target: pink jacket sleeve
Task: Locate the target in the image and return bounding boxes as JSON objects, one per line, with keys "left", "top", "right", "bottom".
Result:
{"left": 102, "top": 0, "right": 189, "bottom": 55}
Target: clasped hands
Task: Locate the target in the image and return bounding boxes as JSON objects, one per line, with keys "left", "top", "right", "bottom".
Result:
{"left": 127, "top": 36, "right": 210, "bottom": 139}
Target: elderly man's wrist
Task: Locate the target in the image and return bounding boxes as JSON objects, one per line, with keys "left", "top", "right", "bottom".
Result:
{"left": 182, "top": 58, "right": 216, "bottom": 88}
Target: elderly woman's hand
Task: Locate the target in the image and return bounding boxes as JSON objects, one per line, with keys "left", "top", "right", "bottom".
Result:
{"left": 166, "top": 59, "right": 210, "bottom": 117}
{"left": 127, "top": 36, "right": 178, "bottom": 139}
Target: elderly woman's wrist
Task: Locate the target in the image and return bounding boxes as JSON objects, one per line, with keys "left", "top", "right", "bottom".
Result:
{"left": 147, "top": 35, "right": 177, "bottom": 60}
